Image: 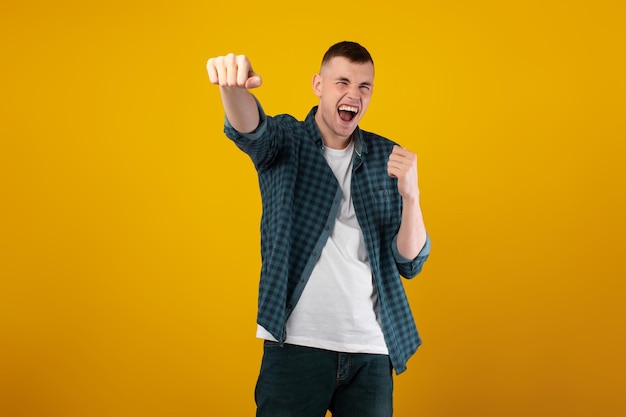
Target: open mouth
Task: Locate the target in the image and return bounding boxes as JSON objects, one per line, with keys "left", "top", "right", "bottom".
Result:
{"left": 338, "top": 104, "right": 358, "bottom": 122}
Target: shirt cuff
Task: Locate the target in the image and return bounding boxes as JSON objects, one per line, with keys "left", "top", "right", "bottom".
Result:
{"left": 392, "top": 233, "right": 431, "bottom": 263}
{"left": 224, "top": 95, "right": 268, "bottom": 140}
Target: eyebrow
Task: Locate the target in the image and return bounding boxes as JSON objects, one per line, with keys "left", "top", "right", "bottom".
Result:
{"left": 336, "top": 77, "right": 373, "bottom": 87}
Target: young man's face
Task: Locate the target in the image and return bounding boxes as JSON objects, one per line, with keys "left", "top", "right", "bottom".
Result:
{"left": 313, "top": 56, "right": 374, "bottom": 147}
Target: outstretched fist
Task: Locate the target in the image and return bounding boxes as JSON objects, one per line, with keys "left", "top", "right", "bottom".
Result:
{"left": 206, "top": 53, "right": 262, "bottom": 89}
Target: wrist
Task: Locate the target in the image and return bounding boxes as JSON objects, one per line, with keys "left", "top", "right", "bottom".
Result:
{"left": 401, "top": 193, "right": 420, "bottom": 206}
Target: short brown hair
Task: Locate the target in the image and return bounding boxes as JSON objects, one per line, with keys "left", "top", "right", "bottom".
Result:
{"left": 321, "top": 41, "right": 374, "bottom": 68}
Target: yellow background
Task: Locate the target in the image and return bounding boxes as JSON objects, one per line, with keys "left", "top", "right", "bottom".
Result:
{"left": 1, "top": 1, "right": 625, "bottom": 416}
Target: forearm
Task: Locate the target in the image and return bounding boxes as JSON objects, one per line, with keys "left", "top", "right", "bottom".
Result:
{"left": 219, "top": 86, "right": 260, "bottom": 134}
{"left": 396, "top": 195, "right": 427, "bottom": 260}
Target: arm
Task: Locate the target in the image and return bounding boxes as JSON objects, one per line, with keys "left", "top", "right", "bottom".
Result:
{"left": 206, "top": 53, "right": 263, "bottom": 133}
{"left": 388, "top": 145, "right": 428, "bottom": 259}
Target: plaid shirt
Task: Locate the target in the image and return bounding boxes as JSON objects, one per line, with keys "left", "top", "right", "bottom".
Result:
{"left": 224, "top": 102, "right": 431, "bottom": 374}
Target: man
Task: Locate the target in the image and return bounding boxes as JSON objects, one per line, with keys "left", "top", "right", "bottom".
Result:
{"left": 207, "top": 41, "right": 430, "bottom": 417}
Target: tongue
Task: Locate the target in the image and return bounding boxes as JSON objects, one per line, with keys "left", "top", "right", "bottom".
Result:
{"left": 339, "top": 110, "right": 354, "bottom": 122}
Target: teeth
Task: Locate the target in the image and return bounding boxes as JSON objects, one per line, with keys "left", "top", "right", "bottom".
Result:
{"left": 339, "top": 105, "right": 358, "bottom": 113}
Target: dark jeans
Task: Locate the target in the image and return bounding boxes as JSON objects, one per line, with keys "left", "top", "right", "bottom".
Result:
{"left": 255, "top": 341, "right": 394, "bottom": 417}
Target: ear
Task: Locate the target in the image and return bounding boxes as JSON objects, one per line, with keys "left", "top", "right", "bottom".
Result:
{"left": 312, "top": 74, "right": 322, "bottom": 97}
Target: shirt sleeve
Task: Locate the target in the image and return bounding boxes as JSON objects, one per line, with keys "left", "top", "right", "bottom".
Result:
{"left": 392, "top": 233, "right": 431, "bottom": 279}
{"left": 223, "top": 95, "right": 282, "bottom": 169}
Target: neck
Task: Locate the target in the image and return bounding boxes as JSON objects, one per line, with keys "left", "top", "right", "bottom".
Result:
{"left": 315, "top": 112, "right": 353, "bottom": 150}
{"left": 323, "top": 135, "right": 352, "bottom": 150}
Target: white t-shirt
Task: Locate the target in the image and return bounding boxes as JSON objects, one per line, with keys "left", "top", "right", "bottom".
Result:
{"left": 257, "top": 140, "right": 388, "bottom": 354}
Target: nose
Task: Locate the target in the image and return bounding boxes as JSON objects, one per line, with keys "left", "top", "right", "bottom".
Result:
{"left": 347, "top": 83, "right": 361, "bottom": 99}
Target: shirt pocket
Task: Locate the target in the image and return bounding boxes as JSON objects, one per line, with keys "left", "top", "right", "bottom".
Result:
{"left": 372, "top": 188, "right": 402, "bottom": 227}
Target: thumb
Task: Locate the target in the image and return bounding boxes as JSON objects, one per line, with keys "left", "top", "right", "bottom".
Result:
{"left": 245, "top": 72, "right": 263, "bottom": 89}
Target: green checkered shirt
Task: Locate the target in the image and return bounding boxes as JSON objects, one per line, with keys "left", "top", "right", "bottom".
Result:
{"left": 224, "top": 102, "right": 431, "bottom": 374}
